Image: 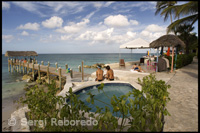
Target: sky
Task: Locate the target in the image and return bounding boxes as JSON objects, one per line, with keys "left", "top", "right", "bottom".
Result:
{"left": 2, "top": 1, "right": 198, "bottom": 54}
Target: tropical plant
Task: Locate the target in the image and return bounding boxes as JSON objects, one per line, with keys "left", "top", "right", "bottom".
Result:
{"left": 155, "top": 1, "right": 177, "bottom": 23}
{"left": 17, "top": 74, "right": 171, "bottom": 132}
{"left": 164, "top": 1, "right": 198, "bottom": 34}
{"left": 174, "top": 24, "right": 198, "bottom": 54}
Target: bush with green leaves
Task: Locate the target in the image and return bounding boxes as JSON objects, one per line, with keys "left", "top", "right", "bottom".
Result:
{"left": 164, "top": 53, "right": 195, "bottom": 69}
{"left": 18, "top": 74, "right": 171, "bottom": 132}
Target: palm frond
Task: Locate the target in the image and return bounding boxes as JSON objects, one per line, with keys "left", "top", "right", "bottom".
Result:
{"left": 176, "top": 1, "right": 198, "bottom": 17}
{"left": 167, "top": 14, "right": 198, "bottom": 34}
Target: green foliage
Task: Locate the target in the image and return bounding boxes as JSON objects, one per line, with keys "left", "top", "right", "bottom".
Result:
{"left": 164, "top": 53, "right": 195, "bottom": 69}
{"left": 18, "top": 74, "right": 171, "bottom": 132}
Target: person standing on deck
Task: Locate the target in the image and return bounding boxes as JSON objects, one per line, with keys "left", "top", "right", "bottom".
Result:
{"left": 95, "top": 65, "right": 104, "bottom": 81}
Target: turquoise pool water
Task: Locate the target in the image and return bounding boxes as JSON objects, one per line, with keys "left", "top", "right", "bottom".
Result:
{"left": 72, "top": 83, "right": 137, "bottom": 118}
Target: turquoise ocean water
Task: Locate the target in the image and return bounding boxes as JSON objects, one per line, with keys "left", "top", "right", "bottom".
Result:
{"left": 2, "top": 53, "right": 146, "bottom": 99}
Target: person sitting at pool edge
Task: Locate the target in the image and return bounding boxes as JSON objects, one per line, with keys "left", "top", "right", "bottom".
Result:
{"left": 105, "top": 65, "right": 114, "bottom": 81}
{"left": 137, "top": 63, "right": 145, "bottom": 72}
{"left": 132, "top": 63, "right": 139, "bottom": 71}
{"left": 95, "top": 65, "right": 104, "bottom": 81}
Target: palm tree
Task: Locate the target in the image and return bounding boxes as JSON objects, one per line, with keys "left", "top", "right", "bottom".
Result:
{"left": 175, "top": 24, "right": 197, "bottom": 54}
{"left": 155, "top": 1, "right": 177, "bottom": 24}
{"left": 165, "top": 1, "right": 198, "bottom": 34}
{"left": 155, "top": 1, "right": 177, "bottom": 55}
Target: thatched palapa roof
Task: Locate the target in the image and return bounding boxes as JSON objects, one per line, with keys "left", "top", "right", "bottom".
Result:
{"left": 5, "top": 51, "right": 38, "bottom": 57}
{"left": 149, "top": 34, "right": 186, "bottom": 48}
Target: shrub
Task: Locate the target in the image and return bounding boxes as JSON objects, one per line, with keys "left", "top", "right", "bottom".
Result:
{"left": 18, "top": 74, "right": 171, "bottom": 132}
{"left": 164, "top": 53, "right": 195, "bottom": 69}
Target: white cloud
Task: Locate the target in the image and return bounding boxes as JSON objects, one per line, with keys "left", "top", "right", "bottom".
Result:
{"left": 42, "top": 16, "right": 63, "bottom": 28}
{"left": 2, "top": 35, "right": 14, "bottom": 43}
{"left": 21, "top": 31, "right": 29, "bottom": 36}
{"left": 40, "top": 34, "right": 56, "bottom": 43}
{"left": 60, "top": 35, "right": 73, "bottom": 40}
{"left": 17, "top": 22, "right": 40, "bottom": 31}
{"left": 140, "top": 24, "right": 167, "bottom": 42}
{"left": 56, "top": 19, "right": 90, "bottom": 33}
{"left": 2, "top": 2, "right": 10, "bottom": 10}
{"left": 130, "top": 20, "right": 139, "bottom": 25}
{"left": 77, "top": 28, "right": 114, "bottom": 44}
{"left": 145, "top": 24, "right": 166, "bottom": 32}
{"left": 126, "top": 31, "right": 136, "bottom": 38}
{"left": 104, "top": 14, "right": 130, "bottom": 27}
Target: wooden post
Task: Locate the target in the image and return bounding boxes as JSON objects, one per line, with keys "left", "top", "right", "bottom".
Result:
{"left": 36, "top": 60, "right": 38, "bottom": 64}
{"left": 59, "top": 67, "right": 62, "bottom": 90}
{"left": 8, "top": 58, "right": 10, "bottom": 72}
{"left": 19, "top": 60, "right": 21, "bottom": 73}
{"left": 23, "top": 62, "right": 25, "bottom": 74}
{"left": 11, "top": 59, "right": 13, "bottom": 73}
{"left": 78, "top": 65, "right": 81, "bottom": 72}
{"left": 47, "top": 66, "right": 50, "bottom": 84}
{"left": 70, "top": 69, "right": 73, "bottom": 78}
{"left": 82, "top": 61, "right": 84, "bottom": 81}
{"left": 41, "top": 61, "right": 44, "bottom": 65}
{"left": 48, "top": 61, "right": 50, "bottom": 67}
{"left": 56, "top": 62, "right": 58, "bottom": 69}
{"left": 27, "top": 62, "right": 29, "bottom": 73}
{"left": 32, "top": 63, "right": 34, "bottom": 79}
{"left": 38, "top": 64, "right": 41, "bottom": 80}
{"left": 171, "top": 47, "right": 174, "bottom": 73}
{"left": 65, "top": 64, "right": 68, "bottom": 73}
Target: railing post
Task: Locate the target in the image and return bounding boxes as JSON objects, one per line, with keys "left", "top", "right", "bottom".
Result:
{"left": 32, "top": 63, "right": 34, "bottom": 79}
{"left": 41, "top": 61, "right": 44, "bottom": 65}
{"left": 48, "top": 61, "right": 50, "bottom": 67}
{"left": 38, "top": 64, "right": 41, "bottom": 80}
{"left": 82, "top": 61, "right": 84, "bottom": 82}
{"left": 59, "top": 67, "right": 62, "bottom": 90}
{"left": 55, "top": 62, "right": 58, "bottom": 72}
{"left": 8, "top": 59, "right": 10, "bottom": 72}
{"left": 47, "top": 66, "right": 50, "bottom": 84}
{"left": 27, "top": 61, "right": 29, "bottom": 74}
{"left": 70, "top": 68, "right": 73, "bottom": 78}
{"left": 23, "top": 62, "right": 25, "bottom": 74}
{"left": 11, "top": 59, "right": 13, "bottom": 73}
{"left": 65, "top": 64, "right": 68, "bottom": 73}
{"left": 78, "top": 65, "right": 81, "bottom": 72}
{"left": 19, "top": 60, "right": 21, "bottom": 73}
{"left": 36, "top": 60, "right": 38, "bottom": 64}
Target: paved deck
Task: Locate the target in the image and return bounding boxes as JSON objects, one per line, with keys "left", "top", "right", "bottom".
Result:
{"left": 162, "top": 57, "right": 198, "bottom": 131}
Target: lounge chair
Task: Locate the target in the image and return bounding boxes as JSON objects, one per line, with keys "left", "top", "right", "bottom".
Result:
{"left": 119, "top": 59, "right": 125, "bottom": 68}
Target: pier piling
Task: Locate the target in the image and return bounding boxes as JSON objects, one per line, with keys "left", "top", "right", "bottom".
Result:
{"left": 65, "top": 64, "right": 68, "bottom": 73}
{"left": 48, "top": 61, "right": 50, "bottom": 67}
{"left": 59, "top": 67, "right": 62, "bottom": 90}
{"left": 82, "top": 61, "right": 84, "bottom": 81}
{"left": 19, "top": 60, "right": 21, "bottom": 73}
{"left": 32, "top": 63, "right": 35, "bottom": 79}
{"left": 47, "top": 66, "right": 50, "bottom": 84}
{"left": 78, "top": 65, "right": 81, "bottom": 72}
{"left": 23, "top": 62, "right": 25, "bottom": 74}
{"left": 38, "top": 64, "right": 40, "bottom": 80}
{"left": 11, "top": 59, "right": 13, "bottom": 73}
{"left": 70, "top": 68, "right": 73, "bottom": 78}
{"left": 27, "top": 62, "right": 29, "bottom": 73}
{"left": 8, "top": 59, "right": 10, "bottom": 72}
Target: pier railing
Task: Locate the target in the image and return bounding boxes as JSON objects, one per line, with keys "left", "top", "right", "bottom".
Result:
{"left": 7, "top": 59, "right": 85, "bottom": 89}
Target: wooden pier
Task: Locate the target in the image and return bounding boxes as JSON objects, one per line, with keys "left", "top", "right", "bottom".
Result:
{"left": 5, "top": 51, "right": 86, "bottom": 90}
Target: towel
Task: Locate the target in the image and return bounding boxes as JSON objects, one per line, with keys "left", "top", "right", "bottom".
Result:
{"left": 162, "top": 57, "right": 169, "bottom": 68}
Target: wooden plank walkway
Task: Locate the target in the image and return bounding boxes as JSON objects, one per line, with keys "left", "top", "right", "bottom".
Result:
{"left": 9, "top": 61, "right": 69, "bottom": 77}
